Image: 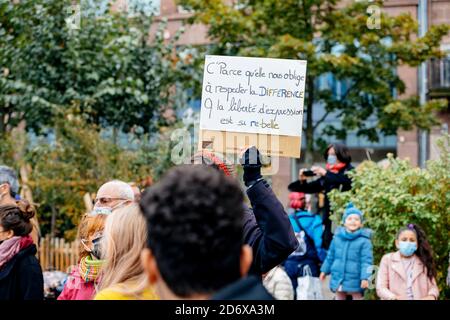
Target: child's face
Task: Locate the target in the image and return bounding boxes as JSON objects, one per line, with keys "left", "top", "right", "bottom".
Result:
{"left": 395, "top": 230, "right": 417, "bottom": 248}
{"left": 344, "top": 214, "right": 362, "bottom": 232}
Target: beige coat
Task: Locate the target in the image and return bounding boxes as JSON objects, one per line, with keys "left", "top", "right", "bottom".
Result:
{"left": 376, "top": 251, "right": 439, "bottom": 300}
{"left": 263, "top": 266, "right": 294, "bottom": 300}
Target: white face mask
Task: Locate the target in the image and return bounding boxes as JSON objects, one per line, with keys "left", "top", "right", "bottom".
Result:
{"left": 91, "top": 206, "right": 112, "bottom": 215}
{"left": 92, "top": 200, "right": 128, "bottom": 216}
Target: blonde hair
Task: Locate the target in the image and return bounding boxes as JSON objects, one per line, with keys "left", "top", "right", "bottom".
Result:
{"left": 76, "top": 213, "right": 107, "bottom": 259}
{"left": 98, "top": 204, "right": 148, "bottom": 296}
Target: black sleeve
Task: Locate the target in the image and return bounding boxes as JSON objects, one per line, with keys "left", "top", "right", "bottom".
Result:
{"left": 323, "top": 170, "right": 352, "bottom": 191}
{"left": 288, "top": 178, "right": 325, "bottom": 194}
{"left": 18, "top": 257, "right": 44, "bottom": 300}
{"left": 243, "top": 180, "right": 298, "bottom": 275}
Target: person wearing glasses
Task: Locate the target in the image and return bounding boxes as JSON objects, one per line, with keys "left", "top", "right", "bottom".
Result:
{"left": 92, "top": 180, "right": 135, "bottom": 215}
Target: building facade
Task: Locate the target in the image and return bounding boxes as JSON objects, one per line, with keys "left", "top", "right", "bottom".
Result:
{"left": 114, "top": 0, "right": 450, "bottom": 203}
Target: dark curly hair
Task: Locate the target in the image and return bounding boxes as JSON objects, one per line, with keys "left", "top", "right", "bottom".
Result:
{"left": 139, "top": 165, "right": 245, "bottom": 297}
{"left": 397, "top": 224, "right": 437, "bottom": 280}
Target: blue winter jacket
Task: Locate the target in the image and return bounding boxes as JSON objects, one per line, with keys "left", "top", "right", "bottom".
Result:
{"left": 288, "top": 210, "right": 327, "bottom": 262}
{"left": 320, "top": 226, "right": 373, "bottom": 293}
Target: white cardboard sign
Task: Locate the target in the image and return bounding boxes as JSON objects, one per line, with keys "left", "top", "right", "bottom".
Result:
{"left": 200, "top": 55, "right": 307, "bottom": 137}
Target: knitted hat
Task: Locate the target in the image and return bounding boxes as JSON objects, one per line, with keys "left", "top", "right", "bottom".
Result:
{"left": 342, "top": 202, "right": 363, "bottom": 222}
{"left": 192, "top": 151, "right": 235, "bottom": 177}
{"left": 289, "top": 192, "right": 305, "bottom": 210}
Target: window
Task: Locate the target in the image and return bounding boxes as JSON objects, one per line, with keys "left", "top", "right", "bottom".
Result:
{"left": 127, "top": 0, "right": 160, "bottom": 16}
{"left": 81, "top": 0, "right": 109, "bottom": 17}
{"left": 81, "top": 0, "right": 160, "bottom": 17}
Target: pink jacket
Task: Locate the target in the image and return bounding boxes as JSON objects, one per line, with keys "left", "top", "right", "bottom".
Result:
{"left": 376, "top": 251, "right": 439, "bottom": 300}
{"left": 57, "top": 268, "right": 97, "bottom": 300}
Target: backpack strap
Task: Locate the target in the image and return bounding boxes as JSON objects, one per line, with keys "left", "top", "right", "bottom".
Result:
{"left": 291, "top": 212, "right": 314, "bottom": 245}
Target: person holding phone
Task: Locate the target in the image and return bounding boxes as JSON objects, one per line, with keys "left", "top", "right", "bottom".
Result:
{"left": 288, "top": 143, "right": 354, "bottom": 250}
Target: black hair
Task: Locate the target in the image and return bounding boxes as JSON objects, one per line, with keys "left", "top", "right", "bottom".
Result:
{"left": 324, "top": 143, "right": 352, "bottom": 164}
{"left": 397, "top": 224, "right": 437, "bottom": 280}
{"left": 139, "top": 165, "right": 245, "bottom": 297}
{"left": 0, "top": 201, "right": 35, "bottom": 236}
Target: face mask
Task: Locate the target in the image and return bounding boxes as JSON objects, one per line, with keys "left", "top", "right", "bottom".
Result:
{"left": 81, "top": 236, "right": 103, "bottom": 260}
{"left": 327, "top": 155, "right": 337, "bottom": 165}
{"left": 91, "top": 236, "right": 103, "bottom": 260}
{"left": 399, "top": 241, "right": 417, "bottom": 257}
{"left": 92, "top": 200, "right": 128, "bottom": 216}
{"left": 91, "top": 206, "right": 112, "bottom": 215}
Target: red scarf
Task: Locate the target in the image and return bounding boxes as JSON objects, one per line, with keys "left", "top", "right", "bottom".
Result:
{"left": 326, "top": 162, "right": 347, "bottom": 174}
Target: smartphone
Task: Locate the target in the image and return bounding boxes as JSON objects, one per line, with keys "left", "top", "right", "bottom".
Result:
{"left": 302, "top": 170, "right": 316, "bottom": 177}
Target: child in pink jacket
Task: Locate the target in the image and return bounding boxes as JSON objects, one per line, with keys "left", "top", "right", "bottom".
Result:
{"left": 376, "top": 224, "right": 439, "bottom": 300}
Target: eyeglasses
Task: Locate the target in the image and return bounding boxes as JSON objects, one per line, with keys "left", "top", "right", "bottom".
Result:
{"left": 94, "top": 197, "right": 128, "bottom": 206}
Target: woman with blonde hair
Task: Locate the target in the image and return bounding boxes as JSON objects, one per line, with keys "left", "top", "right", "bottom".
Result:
{"left": 58, "top": 213, "right": 107, "bottom": 300}
{"left": 94, "top": 204, "right": 158, "bottom": 300}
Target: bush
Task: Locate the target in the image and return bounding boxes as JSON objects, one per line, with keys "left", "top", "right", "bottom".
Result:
{"left": 329, "top": 135, "right": 450, "bottom": 299}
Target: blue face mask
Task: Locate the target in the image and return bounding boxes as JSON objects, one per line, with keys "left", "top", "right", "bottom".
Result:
{"left": 399, "top": 241, "right": 417, "bottom": 257}
{"left": 327, "top": 155, "right": 337, "bottom": 165}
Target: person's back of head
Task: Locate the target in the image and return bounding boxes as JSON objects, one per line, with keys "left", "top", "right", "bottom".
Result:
{"left": 98, "top": 203, "right": 148, "bottom": 295}
{"left": 139, "top": 165, "right": 252, "bottom": 299}
{"left": 288, "top": 192, "right": 306, "bottom": 211}
{"left": 0, "top": 200, "right": 35, "bottom": 238}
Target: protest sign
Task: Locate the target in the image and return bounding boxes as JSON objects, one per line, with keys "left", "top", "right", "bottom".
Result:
{"left": 198, "top": 55, "right": 306, "bottom": 158}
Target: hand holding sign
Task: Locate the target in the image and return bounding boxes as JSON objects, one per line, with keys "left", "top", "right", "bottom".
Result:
{"left": 239, "top": 146, "right": 263, "bottom": 187}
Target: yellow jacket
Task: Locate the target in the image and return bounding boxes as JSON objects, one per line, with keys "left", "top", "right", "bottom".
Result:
{"left": 94, "top": 284, "right": 159, "bottom": 300}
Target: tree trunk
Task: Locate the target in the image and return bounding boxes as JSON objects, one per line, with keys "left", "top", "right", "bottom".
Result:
{"left": 50, "top": 203, "right": 57, "bottom": 238}
{"left": 304, "top": 75, "right": 315, "bottom": 166}
{"left": 112, "top": 126, "right": 118, "bottom": 145}
{"left": 0, "top": 112, "right": 5, "bottom": 135}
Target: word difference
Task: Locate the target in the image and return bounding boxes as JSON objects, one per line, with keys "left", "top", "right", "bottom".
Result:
{"left": 255, "top": 86, "right": 304, "bottom": 98}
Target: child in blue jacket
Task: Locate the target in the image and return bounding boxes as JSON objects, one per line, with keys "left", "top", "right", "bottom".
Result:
{"left": 319, "top": 203, "right": 373, "bottom": 300}
{"left": 283, "top": 192, "right": 327, "bottom": 295}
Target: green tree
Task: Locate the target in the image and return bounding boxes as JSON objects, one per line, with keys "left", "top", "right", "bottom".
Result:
{"left": 178, "top": 0, "right": 449, "bottom": 163}
{"left": 25, "top": 106, "right": 179, "bottom": 239}
{"left": 328, "top": 135, "right": 450, "bottom": 299}
{"left": 0, "top": 0, "right": 185, "bottom": 135}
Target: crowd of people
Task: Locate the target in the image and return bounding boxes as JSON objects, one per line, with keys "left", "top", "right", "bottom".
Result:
{"left": 0, "top": 144, "right": 446, "bottom": 300}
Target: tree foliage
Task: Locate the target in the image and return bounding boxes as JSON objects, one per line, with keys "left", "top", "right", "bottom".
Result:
{"left": 0, "top": 0, "right": 185, "bottom": 135}
{"left": 23, "top": 107, "right": 178, "bottom": 240}
{"left": 329, "top": 135, "right": 450, "bottom": 299}
{"left": 178, "top": 0, "right": 449, "bottom": 163}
